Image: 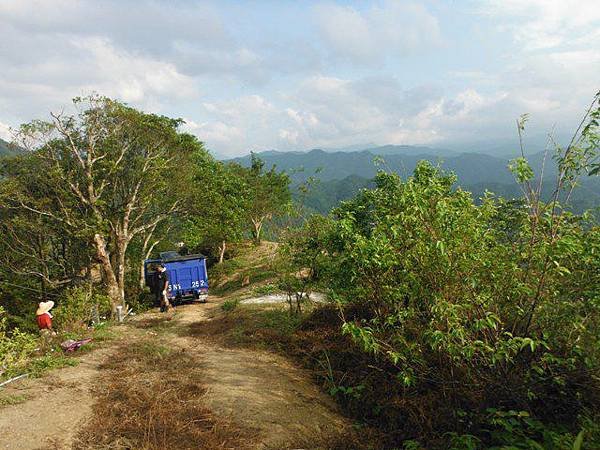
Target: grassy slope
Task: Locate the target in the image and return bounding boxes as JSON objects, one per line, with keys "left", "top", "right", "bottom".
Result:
{"left": 209, "top": 241, "right": 280, "bottom": 297}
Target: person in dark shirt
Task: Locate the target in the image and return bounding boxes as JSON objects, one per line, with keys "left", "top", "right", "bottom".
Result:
{"left": 154, "top": 265, "right": 171, "bottom": 312}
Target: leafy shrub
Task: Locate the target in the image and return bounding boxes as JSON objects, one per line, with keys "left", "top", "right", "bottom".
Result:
{"left": 53, "top": 286, "right": 112, "bottom": 332}
{"left": 283, "top": 160, "right": 600, "bottom": 447}
{"left": 221, "top": 298, "right": 240, "bottom": 312}
{"left": 0, "top": 306, "right": 37, "bottom": 379}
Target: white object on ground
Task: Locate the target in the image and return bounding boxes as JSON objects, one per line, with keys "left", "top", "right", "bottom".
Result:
{"left": 240, "top": 292, "right": 326, "bottom": 305}
{"left": 0, "top": 373, "right": 29, "bottom": 388}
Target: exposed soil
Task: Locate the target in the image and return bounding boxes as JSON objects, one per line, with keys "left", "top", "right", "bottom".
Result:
{"left": 0, "top": 346, "right": 117, "bottom": 450}
{"left": 0, "top": 297, "right": 353, "bottom": 449}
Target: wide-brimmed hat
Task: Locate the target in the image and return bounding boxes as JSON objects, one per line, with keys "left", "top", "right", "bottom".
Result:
{"left": 36, "top": 300, "right": 55, "bottom": 316}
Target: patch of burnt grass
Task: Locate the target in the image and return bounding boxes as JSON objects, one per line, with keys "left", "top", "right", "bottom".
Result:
{"left": 74, "top": 339, "right": 255, "bottom": 450}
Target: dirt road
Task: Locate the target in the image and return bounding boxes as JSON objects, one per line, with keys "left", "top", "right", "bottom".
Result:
{"left": 0, "top": 298, "right": 351, "bottom": 449}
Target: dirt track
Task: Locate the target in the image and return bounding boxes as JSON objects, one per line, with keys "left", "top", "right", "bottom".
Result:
{"left": 0, "top": 298, "right": 350, "bottom": 449}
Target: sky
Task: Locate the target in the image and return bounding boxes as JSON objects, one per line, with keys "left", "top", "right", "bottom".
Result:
{"left": 0, "top": 0, "right": 599, "bottom": 158}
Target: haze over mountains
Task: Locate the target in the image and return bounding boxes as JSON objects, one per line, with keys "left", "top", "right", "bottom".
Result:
{"left": 0, "top": 138, "right": 13, "bottom": 156}
{"left": 228, "top": 144, "right": 549, "bottom": 185}
{"left": 0, "top": 138, "right": 25, "bottom": 157}
{"left": 228, "top": 144, "right": 600, "bottom": 214}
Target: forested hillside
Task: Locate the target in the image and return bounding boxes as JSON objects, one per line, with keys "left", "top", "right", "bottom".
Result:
{"left": 0, "top": 138, "right": 16, "bottom": 156}
{"left": 230, "top": 148, "right": 517, "bottom": 184}
{"left": 231, "top": 147, "right": 600, "bottom": 214}
{"left": 302, "top": 172, "right": 600, "bottom": 214}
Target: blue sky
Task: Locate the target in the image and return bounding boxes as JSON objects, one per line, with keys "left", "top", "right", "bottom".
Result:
{"left": 1, "top": 0, "right": 598, "bottom": 157}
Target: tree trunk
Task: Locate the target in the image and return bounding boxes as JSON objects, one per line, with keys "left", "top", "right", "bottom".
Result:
{"left": 115, "top": 237, "right": 129, "bottom": 305}
{"left": 219, "top": 240, "right": 226, "bottom": 264}
{"left": 251, "top": 218, "right": 263, "bottom": 244}
{"left": 37, "top": 233, "right": 48, "bottom": 300}
{"left": 93, "top": 233, "right": 122, "bottom": 312}
{"left": 139, "top": 239, "right": 159, "bottom": 290}
{"left": 139, "top": 263, "right": 146, "bottom": 291}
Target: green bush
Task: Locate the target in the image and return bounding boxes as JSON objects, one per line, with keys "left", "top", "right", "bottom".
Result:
{"left": 53, "top": 286, "right": 112, "bottom": 332}
{"left": 0, "top": 306, "right": 37, "bottom": 379}
{"left": 221, "top": 298, "right": 240, "bottom": 312}
{"left": 285, "top": 161, "right": 600, "bottom": 447}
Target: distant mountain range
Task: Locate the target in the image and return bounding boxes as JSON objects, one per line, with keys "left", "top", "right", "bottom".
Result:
{"left": 0, "top": 138, "right": 20, "bottom": 157}
{"left": 228, "top": 146, "right": 555, "bottom": 185}
{"left": 227, "top": 145, "right": 600, "bottom": 214}
{"left": 0, "top": 138, "right": 12, "bottom": 156}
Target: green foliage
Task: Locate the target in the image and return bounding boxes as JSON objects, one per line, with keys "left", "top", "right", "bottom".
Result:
{"left": 0, "top": 307, "right": 37, "bottom": 379}
{"left": 251, "top": 283, "right": 280, "bottom": 296}
{"left": 221, "top": 298, "right": 240, "bottom": 312}
{"left": 257, "top": 308, "right": 303, "bottom": 335}
{"left": 53, "top": 286, "right": 112, "bottom": 332}
{"left": 242, "top": 153, "right": 292, "bottom": 243}
{"left": 27, "top": 353, "right": 78, "bottom": 377}
{"left": 283, "top": 153, "right": 600, "bottom": 446}
{"left": 324, "top": 159, "right": 599, "bottom": 374}
{"left": 182, "top": 159, "right": 249, "bottom": 260}
{"left": 509, "top": 156, "right": 535, "bottom": 183}
{"left": 90, "top": 322, "right": 117, "bottom": 342}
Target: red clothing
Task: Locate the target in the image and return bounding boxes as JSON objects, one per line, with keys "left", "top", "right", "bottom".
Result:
{"left": 36, "top": 313, "right": 52, "bottom": 330}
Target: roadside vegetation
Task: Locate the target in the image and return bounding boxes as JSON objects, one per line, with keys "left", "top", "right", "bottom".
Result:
{"left": 204, "top": 95, "right": 600, "bottom": 448}
{"left": 0, "top": 287, "right": 119, "bottom": 384}
{"left": 0, "top": 96, "right": 291, "bottom": 385}
{"left": 1, "top": 92, "right": 599, "bottom": 449}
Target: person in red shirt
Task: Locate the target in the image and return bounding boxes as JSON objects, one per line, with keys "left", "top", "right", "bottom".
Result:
{"left": 36, "top": 300, "right": 54, "bottom": 330}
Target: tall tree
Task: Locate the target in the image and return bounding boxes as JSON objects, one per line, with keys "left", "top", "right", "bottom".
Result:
{"left": 183, "top": 159, "right": 249, "bottom": 263}
{"left": 242, "top": 153, "right": 291, "bottom": 244}
{"left": 4, "top": 96, "right": 199, "bottom": 311}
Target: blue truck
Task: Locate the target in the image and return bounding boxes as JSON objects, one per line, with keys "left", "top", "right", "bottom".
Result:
{"left": 144, "top": 251, "right": 209, "bottom": 303}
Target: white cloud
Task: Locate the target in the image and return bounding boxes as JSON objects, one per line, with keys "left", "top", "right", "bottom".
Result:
{"left": 73, "top": 37, "right": 197, "bottom": 102}
{"left": 313, "top": 0, "right": 442, "bottom": 64}
{"left": 481, "top": 0, "right": 600, "bottom": 51}
{"left": 190, "top": 75, "right": 511, "bottom": 155}
{"left": 0, "top": 1, "right": 598, "bottom": 157}
{"left": 183, "top": 119, "right": 243, "bottom": 150}
{"left": 0, "top": 121, "right": 12, "bottom": 141}
{"left": 0, "top": 34, "right": 197, "bottom": 122}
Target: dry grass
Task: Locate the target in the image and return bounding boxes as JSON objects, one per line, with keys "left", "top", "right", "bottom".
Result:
{"left": 74, "top": 338, "right": 256, "bottom": 450}
{"left": 182, "top": 304, "right": 389, "bottom": 448}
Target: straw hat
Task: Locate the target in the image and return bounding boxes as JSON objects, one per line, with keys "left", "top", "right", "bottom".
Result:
{"left": 36, "top": 300, "right": 55, "bottom": 316}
